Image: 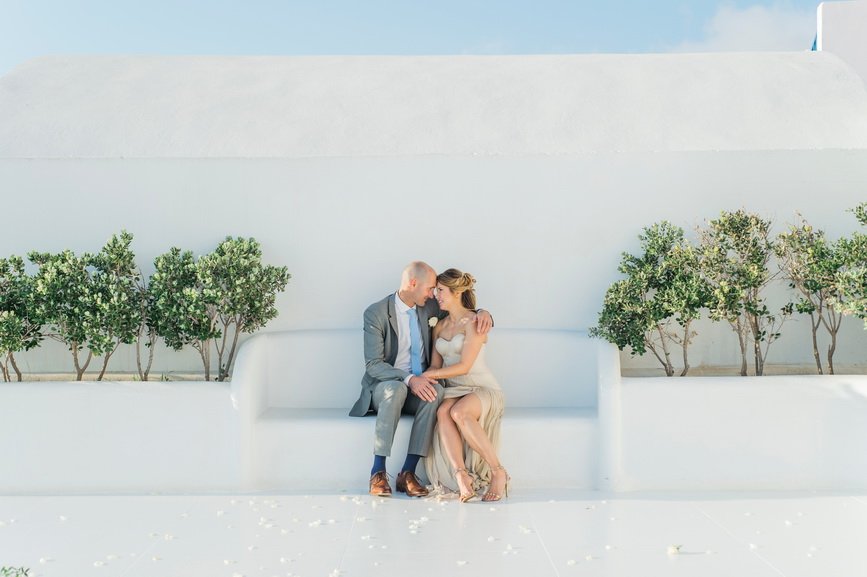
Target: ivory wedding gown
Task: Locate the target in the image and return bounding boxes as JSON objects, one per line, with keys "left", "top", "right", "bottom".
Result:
{"left": 425, "top": 332, "right": 504, "bottom": 494}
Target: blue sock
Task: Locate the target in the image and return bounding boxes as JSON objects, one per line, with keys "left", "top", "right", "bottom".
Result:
{"left": 401, "top": 454, "right": 421, "bottom": 473}
{"left": 371, "top": 455, "right": 386, "bottom": 476}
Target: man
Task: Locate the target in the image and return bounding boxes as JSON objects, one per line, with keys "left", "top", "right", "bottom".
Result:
{"left": 350, "top": 261, "right": 492, "bottom": 497}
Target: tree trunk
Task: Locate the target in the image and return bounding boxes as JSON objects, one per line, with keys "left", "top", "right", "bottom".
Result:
{"left": 195, "top": 340, "right": 211, "bottom": 381}
{"left": 8, "top": 352, "right": 22, "bottom": 381}
{"left": 72, "top": 344, "right": 93, "bottom": 381}
{"left": 679, "top": 320, "right": 691, "bottom": 376}
{"left": 809, "top": 312, "right": 823, "bottom": 375}
{"left": 828, "top": 327, "right": 838, "bottom": 376}
{"left": 733, "top": 318, "right": 748, "bottom": 376}
{"left": 0, "top": 357, "right": 8, "bottom": 382}
{"left": 656, "top": 325, "right": 675, "bottom": 377}
{"left": 136, "top": 329, "right": 156, "bottom": 382}
{"left": 215, "top": 319, "right": 230, "bottom": 381}
{"left": 218, "top": 322, "right": 242, "bottom": 381}
{"left": 97, "top": 342, "right": 120, "bottom": 381}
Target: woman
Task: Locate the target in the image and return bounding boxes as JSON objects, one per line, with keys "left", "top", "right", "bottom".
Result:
{"left": 423, "top": 268, "right": 509, "bottom": 502}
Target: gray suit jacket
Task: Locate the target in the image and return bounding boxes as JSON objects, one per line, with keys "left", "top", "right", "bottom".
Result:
{"left": 349, "top": 293, "right": 441, "bottom": 416}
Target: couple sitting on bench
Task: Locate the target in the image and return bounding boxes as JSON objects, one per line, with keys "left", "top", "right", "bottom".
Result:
{"left": 349, "top": 261, "right": 509, "bottom": 503}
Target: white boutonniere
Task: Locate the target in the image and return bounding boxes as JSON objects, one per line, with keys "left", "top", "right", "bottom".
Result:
{"left": 428, "top": 317, "right": 438, "bottom": 328}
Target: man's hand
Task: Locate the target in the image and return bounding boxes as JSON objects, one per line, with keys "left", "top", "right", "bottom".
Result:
{"left": 408, "top": 375, "right": 439, "bottom": 402}
{"left": 475, "top": 309, "right": 493, "bottom": 335}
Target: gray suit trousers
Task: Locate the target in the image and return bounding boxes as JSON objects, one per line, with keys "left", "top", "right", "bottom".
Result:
{"left": 371, "top": 380, "right": 444, "bottom": 457}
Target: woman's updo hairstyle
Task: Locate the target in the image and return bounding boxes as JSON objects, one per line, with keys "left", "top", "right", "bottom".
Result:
{"left": 437, "top": 268, "right": 477, "bottom": 310}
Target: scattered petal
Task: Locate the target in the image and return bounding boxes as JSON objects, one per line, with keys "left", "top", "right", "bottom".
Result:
{"left": 667, "top": 545, "right": 682, "bottom": 556}
{"left": 456, "top": 560, "right": 468, "bottom": 566}
{"left": 566, "top": 559, "right": 577, "bottom": 566}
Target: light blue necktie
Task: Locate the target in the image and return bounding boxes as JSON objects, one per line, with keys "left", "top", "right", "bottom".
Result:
{"left": 407, "top": 307, "right": 423, "bottom": 376}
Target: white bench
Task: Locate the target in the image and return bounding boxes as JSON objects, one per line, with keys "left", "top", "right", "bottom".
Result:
{"left": 231, "top": 328, "right": 599, "bottom": 491}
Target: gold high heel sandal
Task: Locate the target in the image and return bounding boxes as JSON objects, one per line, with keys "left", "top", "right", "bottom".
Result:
{"left": 483, "top": 466, "right": 510, "bottom": 502}
{"left": 454, "top": 468, "right": 476, "bottom": 503}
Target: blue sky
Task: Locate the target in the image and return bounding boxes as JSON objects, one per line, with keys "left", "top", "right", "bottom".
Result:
{"left": 0, "top": 0, "right": 820, "bottom": 76}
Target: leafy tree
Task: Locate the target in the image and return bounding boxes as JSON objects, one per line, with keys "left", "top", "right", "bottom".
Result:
{"left": 832, "top": 203, "right": 867, "bottom": 328}
{"left": 776, "top": 216, "right": 846, "bottom": 374}
{"left": 150, "top": 239, "right": 290, "bottom": 381}
{"left": 591, "top": 222, "right": 708, "bottom": 376}
{"left": 28, "top": 249, "right": 97, "bottom": 380}
{"left": 198, "top": 237, "right": 290, "bottom": 381}
{"left": 89, "top": 231, "right": 142, "bottom": 380}
{"left": 699, "top": 209, "right": 791, "bottom": 376}
{"left": 0, "top": 256, "right": 43, "bottom": 381}
{"left": 150, "top": 247, "right": 218, "bottom": 380}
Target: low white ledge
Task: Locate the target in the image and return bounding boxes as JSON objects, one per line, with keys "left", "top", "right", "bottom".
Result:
{"left": 603, "top": 373, "right": 867, "bottom": 491}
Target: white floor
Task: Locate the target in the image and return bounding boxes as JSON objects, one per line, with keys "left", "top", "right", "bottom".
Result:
{"left": 2, "top": 489, "right": 867, "bottom": 577}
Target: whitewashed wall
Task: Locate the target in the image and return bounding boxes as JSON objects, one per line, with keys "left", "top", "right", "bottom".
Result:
{"left": 819, "top": 1, "right": 867, "bottom": 83}
{"left": 1, "top": 150, "right": 866, "bottom": 374}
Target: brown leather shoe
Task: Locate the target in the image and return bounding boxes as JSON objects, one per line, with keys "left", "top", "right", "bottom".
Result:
{"left": 396, "top": 470, "right": 429, "bottom": 497}
{"left": 369, "top": 471, "right": 392, "bottom": 497}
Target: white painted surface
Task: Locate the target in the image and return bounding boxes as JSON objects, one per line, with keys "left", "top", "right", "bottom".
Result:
{"left": 231, "top": 329, "right": 596, "bottom": 411}
{"left": 818, "top": 1, "right": 867, "bottom": 83}
{"left": 251, "top": 408, "right": 597, "bottom": 490}
{"left": 0, "top": 382, "right": 240, "bottom": 494}
{"left": 1, "top": 151, "right": 867, "bottom": 374}
{"left": 607, "top": 374, "right": 867, "bottom": 491}
{"left": 2, "top": 53, "right": 867, "bottom": 158}
{"left": 229, "top": 328, "right": 598, "bottom": 491}
{"left": 2, "top": 491, "right": 867, "bottom": 576}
